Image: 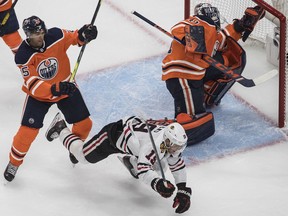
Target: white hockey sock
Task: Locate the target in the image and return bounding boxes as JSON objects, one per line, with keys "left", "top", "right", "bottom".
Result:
{"left": 60, "top": 128, "right": 88, "bottom": 164}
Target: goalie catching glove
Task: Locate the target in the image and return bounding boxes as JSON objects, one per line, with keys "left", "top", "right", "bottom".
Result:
{"left": 173, "top": 183, "right": 192, "bottom": 214}
{"left": 151, "top": 178, "right": 175, "bottom": 198}
{"left": 233, "top": 6, "right": 265, "bottom": 42}
{"left": 78, "top": 24, "right": 98, "bottom": 43}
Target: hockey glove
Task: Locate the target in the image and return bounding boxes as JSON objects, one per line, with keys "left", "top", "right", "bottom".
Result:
{"left": 172, "top": 183, "right": 192, "bottom": 214}
{"left": 233, "top": 6, "right": 265, "bottom": 42}
{"left": 151, "top": 178, "right": 175, "bottom": 198}
{"left": 51, "top": 82, "right": 76, "bottom": 97}
{"left": 78, "top": 24, "right": 98, "bottom": 43}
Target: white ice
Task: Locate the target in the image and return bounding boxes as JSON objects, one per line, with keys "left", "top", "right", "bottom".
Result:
{"left": 1, "top": 1, "right": 288, "bottom": 216}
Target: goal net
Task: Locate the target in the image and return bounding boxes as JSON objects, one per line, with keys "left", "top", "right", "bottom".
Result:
{"left": 184, "top": 0, "right": 287, "bottom": 127}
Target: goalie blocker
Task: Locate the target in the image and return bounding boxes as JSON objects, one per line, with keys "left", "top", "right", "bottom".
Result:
{"left": 148, "top": 112, "right": 215, "bottom": 146}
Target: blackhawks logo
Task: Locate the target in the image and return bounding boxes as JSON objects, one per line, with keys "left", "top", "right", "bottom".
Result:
{"left": 160, "top": 142, "right": 166, "bottom": 153}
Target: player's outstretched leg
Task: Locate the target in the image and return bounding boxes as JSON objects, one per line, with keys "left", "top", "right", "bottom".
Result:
{"left": 46, "top": 112, "right": 67, "bottom": 142}
{"left": 46, "top": 113, "right": 78, "bottom": 165}
{"left": 4, "top": 162, "right": 19, "bottom": 182}
{"left": 118, "top": 155, "right": 138, "bottom": 179}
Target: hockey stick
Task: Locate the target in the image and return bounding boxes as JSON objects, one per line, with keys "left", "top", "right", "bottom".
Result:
{"left": 145, "top": 120, "right": 167, "bottom": 182}
{"left": 0, "top": 0, "right": 19, "bottom": 27}
{"left": 131, "top": 11, "right": 278, "bottom": 88}
{"left": 69, "top": 0, "right": 103, "bottom": 82}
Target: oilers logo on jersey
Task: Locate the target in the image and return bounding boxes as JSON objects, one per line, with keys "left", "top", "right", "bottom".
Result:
{"left": 37, "top": 58, "right": 58, "bottom": 79}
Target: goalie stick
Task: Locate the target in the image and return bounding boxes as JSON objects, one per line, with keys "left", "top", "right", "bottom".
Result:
{"left": 131, "top": 11, "right": 278, "bottom": 88}
{"left": 69, "top": 0, "right": 103, "bottom": 82}
{"left": 0, "top": 0, "right": 19, "bottom": 28}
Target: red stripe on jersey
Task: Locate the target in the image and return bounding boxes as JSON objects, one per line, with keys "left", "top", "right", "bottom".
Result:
{"left": 169, "top": 159, "right": 185, "bottom": 172}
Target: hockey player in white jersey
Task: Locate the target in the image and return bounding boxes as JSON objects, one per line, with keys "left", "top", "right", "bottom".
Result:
{"left": 46, "top": 113, "right": 191, "bottom": 214}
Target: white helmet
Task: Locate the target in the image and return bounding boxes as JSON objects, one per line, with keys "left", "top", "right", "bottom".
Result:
{"left": 194, "top": 3, "right": 221, "bottom": 30}
{"left": 163, "top": 123, "right": 187, "bottom": 150}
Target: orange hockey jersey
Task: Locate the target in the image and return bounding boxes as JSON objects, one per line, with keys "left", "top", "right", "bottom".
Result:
{"left": 0, "top": 0, "right": 12, "bottom": 12}
{"left": 162, "top": 15, "right": 242, "bottom": 81}
{"left": 15, "top": 27, "right": 83, "bottom": 102}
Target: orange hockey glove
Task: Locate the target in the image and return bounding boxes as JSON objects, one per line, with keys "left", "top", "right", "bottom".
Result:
{"left": 233, "top": 6, "right": 265, "bottom": 42}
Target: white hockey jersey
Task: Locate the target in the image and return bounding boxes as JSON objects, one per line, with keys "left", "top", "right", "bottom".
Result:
{"left": 116, "top": 116, "right": 187, "bottom": 186}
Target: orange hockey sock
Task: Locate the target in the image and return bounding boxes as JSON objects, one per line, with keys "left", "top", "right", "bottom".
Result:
{"left": 72, "top": 117, "right": 92, "bottom": 141}
{"left": 9, "top": 126, "right": 39, "bottom": 166}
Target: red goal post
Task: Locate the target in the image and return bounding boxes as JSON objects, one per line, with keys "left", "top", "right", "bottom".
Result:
{"left": 184, "top": 0, "right": 287, "bottom": 127}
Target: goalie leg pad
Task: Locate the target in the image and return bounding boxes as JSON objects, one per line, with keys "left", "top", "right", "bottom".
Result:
{"left": 176, "top": 112, "right": 215, "bottom": 146}
{"left": 204, "top": 79, "right": 235, "bottom": 106}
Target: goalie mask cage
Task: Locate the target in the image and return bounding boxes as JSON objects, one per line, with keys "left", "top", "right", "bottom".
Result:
{"left": 184, "top": 0, "right": 287, "bottom": 128}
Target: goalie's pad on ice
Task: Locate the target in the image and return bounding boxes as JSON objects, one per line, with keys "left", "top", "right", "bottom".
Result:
{"left": 147, "top": 112, "right": 215, "bottom": 146}
{"left": 176, "top": 112, "right": 215, "bottom": 146}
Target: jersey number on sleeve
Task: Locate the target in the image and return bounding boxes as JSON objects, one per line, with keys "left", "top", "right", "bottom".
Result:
{"left": 20, "top": 66, "right": 30, "bottom": 77}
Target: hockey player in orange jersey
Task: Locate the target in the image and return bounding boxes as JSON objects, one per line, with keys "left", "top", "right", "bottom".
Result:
{"left": 0, "top": 0, "right": 22, "bottom": 54}
{"left": 4, "top": 15, "right": 98, "bottom": 182}
{"left": 162, "top": 3, "right": 264, "bottom": 144}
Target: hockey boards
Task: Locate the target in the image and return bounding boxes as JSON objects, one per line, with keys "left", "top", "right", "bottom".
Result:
{"left": 132, "top": 11, "right": 278, "bottom": 88}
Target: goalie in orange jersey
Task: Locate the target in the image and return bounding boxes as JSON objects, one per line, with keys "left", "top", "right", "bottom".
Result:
{"left": 0, "top": 0, "right": 22, "bottom": 54}
{"left": 162, "top": 3, "right": 264, "bottom": 144}
{"left": 4, "top": 15, "right": 98, "bottom": 182}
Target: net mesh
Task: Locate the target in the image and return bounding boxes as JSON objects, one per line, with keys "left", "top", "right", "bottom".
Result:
{"left": 188, "top": 0, "right": 288, "bottom": 127}
{"left": 190, "top": 0, "right": 275, "bottom": 42}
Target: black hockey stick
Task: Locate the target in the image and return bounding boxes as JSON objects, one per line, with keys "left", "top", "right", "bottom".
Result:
{"left": 131, "top": 11, "right": 278, "bottom": 88}
{"left": 0, "top": 0, "right": 19, "bottom": 27}
{"left": 70, "top": 0, "right": 103, "bottom": 82}
{"left": 145, "top": 120, "right": 167, "bottom": 183}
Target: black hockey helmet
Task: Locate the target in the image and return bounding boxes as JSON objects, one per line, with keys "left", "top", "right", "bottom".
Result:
{"left": 22, "top": 15, "right": 47, "bottom": 37}
{"left": 194, "top": 3, "right": 221, "bottom": 30}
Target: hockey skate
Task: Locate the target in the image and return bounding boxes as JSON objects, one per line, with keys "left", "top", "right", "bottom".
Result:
{"left": 46, "top": 112, "right": 67, "bottom": 142}
{"left": 117, "top": 155, "right": 138, "bottom": 179}
{"left": 4, "top": 162, "right": 19, "bottom": 182}
{"left": 69, "top": 153, "right": 79, "bottom": 165}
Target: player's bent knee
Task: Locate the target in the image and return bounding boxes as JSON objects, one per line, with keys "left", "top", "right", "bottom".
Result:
{"left": 176, "top": 112, "right": 215, "bottom": 146}
{"left": 72, "top": 117, "right": 92, "bottom": 140}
